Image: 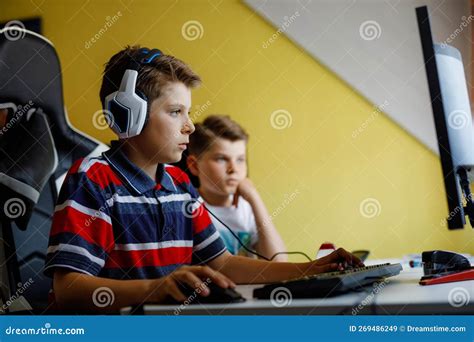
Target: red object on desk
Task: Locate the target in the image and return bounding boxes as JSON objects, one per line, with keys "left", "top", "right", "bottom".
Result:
{"left": 419, "top": 268, "right": 474, "bottom": 285}
{"left": 316, "top": 242, "right": 336, "bottom": 259}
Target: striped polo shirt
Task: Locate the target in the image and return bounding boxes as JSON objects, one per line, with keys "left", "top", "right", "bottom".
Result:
{"left": 44, "top": 141, "right": 227, "bottom": 280}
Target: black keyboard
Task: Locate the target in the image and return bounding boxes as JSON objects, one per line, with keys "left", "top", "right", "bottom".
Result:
{"left": 253, "top": 263, "right": 403, "bottom": 299}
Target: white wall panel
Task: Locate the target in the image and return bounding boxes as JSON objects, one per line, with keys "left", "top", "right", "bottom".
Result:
{"left": 245, "top": 0, "right": 472, "bottom": 153}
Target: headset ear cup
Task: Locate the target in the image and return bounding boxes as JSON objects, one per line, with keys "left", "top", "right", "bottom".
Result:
{"left": 104, "top": 109, "right": 114, "bottom": 128}
{"left": 136, "top": 89, "right": 149, "bottom": 130}
{"left": 104, "top": 91, "right": 129, "bottom": 136}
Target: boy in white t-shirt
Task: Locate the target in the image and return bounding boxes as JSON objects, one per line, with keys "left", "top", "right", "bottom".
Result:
{"left": 187, "top": 115, "right": 287, "bottom": 261}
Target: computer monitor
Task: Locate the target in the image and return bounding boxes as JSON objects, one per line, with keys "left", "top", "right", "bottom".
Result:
{"left": 416, "top": 6, "right": 474, "bottom": 229}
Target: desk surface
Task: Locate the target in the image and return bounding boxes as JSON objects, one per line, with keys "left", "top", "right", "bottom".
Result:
{"left": 121, "top": 259, "right": 474, "bottom": 315}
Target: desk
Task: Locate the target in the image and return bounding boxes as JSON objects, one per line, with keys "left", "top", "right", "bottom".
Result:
{"left": 121, "top": 259, "right": 474, "bottom": 315}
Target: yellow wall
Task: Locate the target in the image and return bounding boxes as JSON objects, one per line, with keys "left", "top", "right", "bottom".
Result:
{"left": 2, "top": 0, "right": 473, "bottom": 259}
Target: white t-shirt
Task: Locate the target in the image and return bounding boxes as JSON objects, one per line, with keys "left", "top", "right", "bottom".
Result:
{"left": 204, "top": 197, "right": 258, "bottom": 257}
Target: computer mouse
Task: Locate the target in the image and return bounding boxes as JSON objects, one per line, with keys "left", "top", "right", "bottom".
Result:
{"left": 200, "top": 283, "right": 245, "bottom": 304}
{"left": 165, "top": 282, "right": 246, "bottom": 305}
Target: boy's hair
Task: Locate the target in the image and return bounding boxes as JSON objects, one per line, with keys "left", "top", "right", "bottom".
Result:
{"left": 189, "top": 115, "right": 249, "bottom": 157}
{"left": 99, "top": 45, "right": 201, "bottom": 107}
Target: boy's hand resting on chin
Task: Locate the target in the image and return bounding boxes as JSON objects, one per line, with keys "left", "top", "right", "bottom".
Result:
{"left": 232, "top": 178, "right": 258, "bottom": 207}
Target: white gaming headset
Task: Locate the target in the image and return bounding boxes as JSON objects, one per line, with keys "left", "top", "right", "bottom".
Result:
{"left": 104, "top": 48, "right": 162, "bottom": 139}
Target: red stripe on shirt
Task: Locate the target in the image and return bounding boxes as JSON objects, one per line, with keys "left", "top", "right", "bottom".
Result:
{"left": 85, "top": 162, "right": 123, "bottom": 189}
{"left": 51, "top": 206, "right": 114, "bottom": 252}
{"left": 165, "top": 165, "right": 190, "bottom": 185}
{"left": 67, "top": 158, "right": 84, "bottom": 176}
{"left": 193, "top": 205, "right": 213, "bottom": 234}
{"left": 67, "top": 159, "right": 123, "bottom": 189}
{"left": 105, "top": 247, "right": 193, "bottom": 268}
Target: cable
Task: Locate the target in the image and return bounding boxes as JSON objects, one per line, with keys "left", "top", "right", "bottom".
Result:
{"left": 269, "top": 251, "right": 312, "bottom": 262}
{"left": 204, "top": 204, "right": 313, "bottom": 262}
{"left": 167, "top": 171, "right": 313, "bottom": 262}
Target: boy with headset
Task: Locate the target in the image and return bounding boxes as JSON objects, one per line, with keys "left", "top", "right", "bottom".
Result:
{"left": 44, "top": 45, "right": 363, "bottom": 312}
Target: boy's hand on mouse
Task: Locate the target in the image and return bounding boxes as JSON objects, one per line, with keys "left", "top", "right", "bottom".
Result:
{"left": 306, "top": 248, "right": 365, "bottom": 275}
{"left": 232, "top": 178, "right": 259, "bottom": 207}
{"left": 148, "top": 265, "right": 236, "bottom": 303}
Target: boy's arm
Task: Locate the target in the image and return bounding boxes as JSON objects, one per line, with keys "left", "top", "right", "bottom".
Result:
{"left": 53, "top": 269, "right": 157, "bottom": 312}
{"left": 207, "top": 248, "right": 363, "bottom": 284}
{"left": 233, "top": 179, "right": 287, "bottom": 261}
{"left": 53, "top": 265, "right": 235, "bottom": 312}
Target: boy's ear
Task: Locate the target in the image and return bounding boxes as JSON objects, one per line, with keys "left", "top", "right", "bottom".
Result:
{"left": 186, "top": 154, "right": 199, "bottom": 176}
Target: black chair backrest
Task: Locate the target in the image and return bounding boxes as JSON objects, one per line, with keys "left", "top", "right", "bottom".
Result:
{"left": 0, "top": 27, "right": 107, "bottom": 312}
